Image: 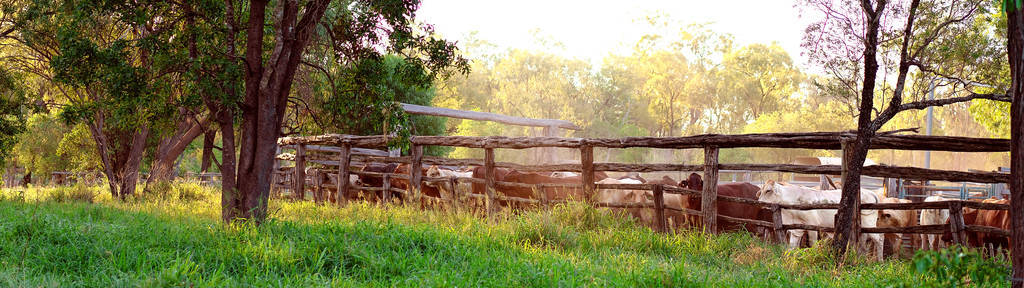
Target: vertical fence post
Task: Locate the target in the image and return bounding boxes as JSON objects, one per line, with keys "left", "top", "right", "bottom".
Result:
{"left": 949, "top": 201, "right": 967, "bottom": 246}
{"left": 336, "top": 144, "right": 351, "bottom": 206}
{"left": 702, "top": 146, "right": 719, "bottom": 234}
{"left": 293, "top": 144, "right": 307, "bottom": 201}
{"left": 382, "top": 173, "right": 392, "bottom": 204}
{"left": 653, "top": 184, "right": 667, "bottom": 233}
{"left": 771, "top": 204, "right": 786, "bottom": 244}
{"left": 313, "top": 169, "right": 323, "bottom": 204}
{"left": 541, "top": 126, "right": 557, "bottom": 164}
{"left": 581, "top": 144, "right": 595, "bottom": 202}
{"left": 272, "top": 146, "right": 283, "bottom": 197}
{"left": 448, "top": 177, "right": 459, "bottom": 212}
{"left": 536, "top": 185, "right": 549, "bottom": 210}
{"left": 484, "top": 148, "right": 497, "bottom": 217}
{"left": 410, "top": 144, "right": 424, "bottom": 206}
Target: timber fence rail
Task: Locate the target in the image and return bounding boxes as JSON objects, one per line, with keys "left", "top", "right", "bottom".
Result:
{"left": 276, "top": 133, "right": 1012, "bottom": 241}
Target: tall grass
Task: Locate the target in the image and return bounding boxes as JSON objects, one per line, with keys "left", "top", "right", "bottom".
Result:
{"left": 0, "top": 183, "right": 1008, "bottom": 287}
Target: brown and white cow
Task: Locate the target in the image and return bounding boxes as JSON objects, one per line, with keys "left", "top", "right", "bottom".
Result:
{"left": 876, "top": 197, "right": 916, "bottom": 257}
{"left": 680, "top": 173, "right": 769, "bottom": 235}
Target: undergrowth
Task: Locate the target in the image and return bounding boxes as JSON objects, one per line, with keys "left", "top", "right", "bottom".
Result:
{"left": 0, "top": 183, "right": 1008, "bottom": 287}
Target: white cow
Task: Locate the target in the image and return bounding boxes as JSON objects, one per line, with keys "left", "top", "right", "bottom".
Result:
{"left": 595, "top": 178, "right": 652, "bottom": 224}
{"left": 549, "top": 171, "right": 580, "bottom": 178}
{"left": 757, "top": 181, "right": 883, "bottom": 260}
{"left": 919, "top": 195, "right": 952, "bottom": 250}
{"left": 424, "top": 166, "right": 474, "bottom": 202}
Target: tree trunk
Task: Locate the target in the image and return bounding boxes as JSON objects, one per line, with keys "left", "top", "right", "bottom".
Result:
{"left": 833, "top": 138, "right": 870, "bottom": 255}
{"left": 218, "top": 113, "right": 239, "bottom": 222}
{"left": 201, "top": 127, "right": 216, "bottom": 173}
{"left": 1005, "top": 3, "right": 1024, "bottom": 287}
{"left": 834, "top": 0, "right": 883, "bottom": 256}
{"left": 146, "top": 116, "right": 210, "bottom": 185}
{"left": 86, "top": 113, "right": 149, "bottom": 200}
{"left": 227, "top": 0, "right": 331, "bottom": 224}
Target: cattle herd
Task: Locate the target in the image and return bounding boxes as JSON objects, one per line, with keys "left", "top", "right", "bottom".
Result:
{"left": 300, "top": 163, "right": 1011, "bottom": 260}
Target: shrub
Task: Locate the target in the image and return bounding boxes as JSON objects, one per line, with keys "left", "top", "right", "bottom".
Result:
{"left": 46, "top": 183, "right": 96, "bottom": 203}
{"left": 139, "top": 181, "right": 213, "bottom": 202}
{"left": 913, "top": 245, "right": 1009, "bottom": 287}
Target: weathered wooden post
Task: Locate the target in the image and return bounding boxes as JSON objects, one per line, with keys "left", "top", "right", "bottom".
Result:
{"left": 293, "top": 144, "right": 307, "bottom": 201}
{"left": 581, "top": 144, "right": 595, "bottom": 202}
{"left": 271, "top": 146, "right": 283, "bottom": 197}
{"left": 336, "top": 144, "right": 351, "bottom": 206}
{"left": 536, "top": 184, "right": 549, "bottom": 210}
{"left": 382, "top": 173, "right": 392, "bottom": 204}
{"left": 484, "top": 147, "right": 497, "bottom": 216}
{"left": 312, "top": 168, "right": 323, "bottom": 204}
{"left": 702, "top": 146, "right": 720, "bottom": 234}
{"left": 653, "top": 184, "right": 667, "bottom": 233}
{"left": 771, "top": 204, "right": 787, "bottom": 244}
{"left": 541, "top": 126, "right": 557, "bottom": 164}
{"left": 448, "top": 177, "right": 459, "bottom": 212}
{"left": 410, "top": 144, "right": 424, "bottom": 206}
{"left": 949, "top": 201, "right": 967, "bottom": 246}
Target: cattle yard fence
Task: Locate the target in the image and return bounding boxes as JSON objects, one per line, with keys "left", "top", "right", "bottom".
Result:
{"left": 275, "top": 133, "right": 1011, "bottom": 245}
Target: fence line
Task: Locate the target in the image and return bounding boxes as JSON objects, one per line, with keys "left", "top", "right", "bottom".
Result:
{"left": 276, "top": 133, "right": 1011, "bottom": 247}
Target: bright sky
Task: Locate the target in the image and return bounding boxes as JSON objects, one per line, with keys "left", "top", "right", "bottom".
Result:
{"left": 418, "top": 0, "right": 813, "bottom": 69}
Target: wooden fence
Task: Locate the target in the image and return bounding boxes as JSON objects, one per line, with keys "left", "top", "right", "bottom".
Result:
{"left": 276, "top": 132, "right": 1011, "bottom": 241}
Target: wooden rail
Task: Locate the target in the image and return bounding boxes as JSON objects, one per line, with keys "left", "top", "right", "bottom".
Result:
{"left": 278, "top": 133, "right": 1010, "bottom": 151}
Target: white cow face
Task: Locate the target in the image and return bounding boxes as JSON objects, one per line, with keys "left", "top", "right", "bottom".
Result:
{"left": 757, "top": 180, "right": 784, "bottom": 203}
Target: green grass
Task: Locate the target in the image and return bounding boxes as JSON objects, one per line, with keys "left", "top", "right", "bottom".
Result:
{"left": 0, "top": 182, "right": 1003, "bottom": 287}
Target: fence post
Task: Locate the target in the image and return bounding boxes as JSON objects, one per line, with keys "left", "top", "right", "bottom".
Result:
{"left": 771, "top": 204, "right": 786, "bottom": 244}
{"left": 484, "top": 148, "right": 497, "bottom": 216}
{"left": 382, "top": 173, "right": 392, "bottom": 204}
{"left": 448, "top": 177, "right": 459, "bottom": 212}
{"left": 653, "top": 184, "right": 667, "bottom": 233}
{"left": 581, "top": 144, "right": 595, "bottom": 202}
{"left": 949, "top": 201, "right": 967, "bottom": 246}
{"left": 411, "top": 144, "right": 424, "bottom": 206}
{"left": 313, "top": 168, "right": 323, "bottom": 204}
{"left": 536, "top": 184, "right": 549, "bottom": 210}
{"left": 336, "top": 144, "right": 351, "bottom": 206}
{"left": 702, "top": 145, "right": 719, "bottom": 234}
{"left": 293, "top": 144, "right": 306, "bottom": 201}
{"left": 271, "top": 146, "right": 282, "bottom": 197}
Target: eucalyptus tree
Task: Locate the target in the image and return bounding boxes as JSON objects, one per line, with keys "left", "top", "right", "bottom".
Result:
{"left": 1002, "top": 0, "right": 1024, "bottom": 284}
{"left": 209, "top": 0, "right": 466, "bottom": 223}
{"left": 9, "top": 0, "right": 202, "bottom": 199}
{"left": 802, "top": 0, "right": 1011, "bottom": 254}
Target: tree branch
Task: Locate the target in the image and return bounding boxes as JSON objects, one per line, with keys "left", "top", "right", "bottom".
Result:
{"left": 870, "top": 0, "right": 922, "bottom": 131}
{"left": 896, "top": 93, "right": 1010, "bottom": 112}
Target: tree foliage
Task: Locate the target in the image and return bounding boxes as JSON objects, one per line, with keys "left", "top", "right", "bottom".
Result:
{"left": 0, "top": 68, "right": 26, "bottom": 166}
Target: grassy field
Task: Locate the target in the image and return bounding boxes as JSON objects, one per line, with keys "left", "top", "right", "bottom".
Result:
{"left": 0, "top": 182, "right": 1008, "bottom": 287}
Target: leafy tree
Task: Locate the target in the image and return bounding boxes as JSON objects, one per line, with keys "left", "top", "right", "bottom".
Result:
{"left": 971, "top": 99, "right": 1011, "bottom": 137}
{"left": 802, "top": 0, "right": 1010, "bottom": 255}
{"left": 718, "top": 43, "right": 802, "bottom": 128}
{"left": 0, "top": 68, "right": 25, "bottom": 166}
{"left": 13, "top": 112, "right": 69, "bottom": 177}
{"left": 215, "top": 0, "right": 467, "bottom": 223}
{"left": 302, "top": 55, "right": 454, "bottom": 156}
{"left": 11, "top": 0, "right": 197, "bottom": 199}
{"left": 55, "top": 123, "right": 101, "bottom": 172}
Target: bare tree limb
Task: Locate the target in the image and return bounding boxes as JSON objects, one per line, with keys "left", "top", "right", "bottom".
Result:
{"left": 897, "top": 93, "right": 1010, "bottom": 111}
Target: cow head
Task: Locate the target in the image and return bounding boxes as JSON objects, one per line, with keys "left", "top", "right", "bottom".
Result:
{"left": 756, "top": 180, "right": 782, "bottom": 203}
{"left": 678, "top": 173, "right": 703, "bottom": 190}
